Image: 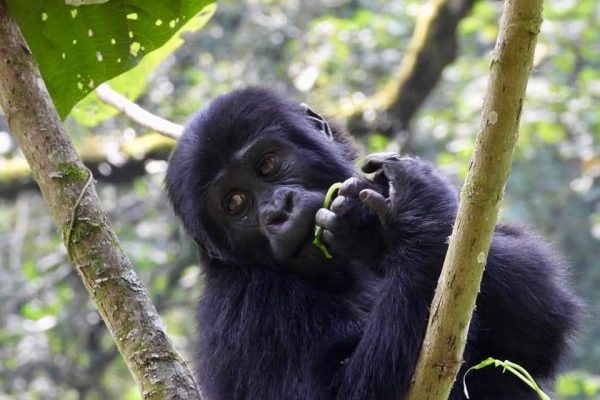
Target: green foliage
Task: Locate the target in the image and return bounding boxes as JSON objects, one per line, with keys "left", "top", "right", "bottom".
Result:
{"left": 556, "top": 372, "right": 600, "bottom": 399}
{"left": 286, "top": 5, "right": 418, "bottom": 110}
{"left": 5, "top": 0, "right": 215, "bottom": 119}
{"left": 367, "top": 134, "right": 389, "bottom": 152}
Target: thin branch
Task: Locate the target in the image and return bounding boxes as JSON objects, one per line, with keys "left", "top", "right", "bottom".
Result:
{"left": 406, "top": 0, "right": 544, "bottom": 399}
{"left": 95, "top": 83, "right": 183, "bottom": 140}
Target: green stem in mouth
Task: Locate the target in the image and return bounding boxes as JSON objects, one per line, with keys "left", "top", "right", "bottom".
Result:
{"left": 313, "top": 182, "right": 343, "bottom": 259}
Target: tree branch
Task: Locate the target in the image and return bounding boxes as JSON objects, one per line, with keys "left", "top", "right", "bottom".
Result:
{"left": 0, "top": 133, "right": 174, "bottom": 198}
{"left": 0, "top": 2, "right": 201, "bottom": 398}
{"left": 405, "top": 1, "right": 544, "bottom": 399}
{"left": 95, "top": 83, "right": 183, "bottom": 140}
{"left": 347, "top": 0, "right": 478, "bottom": 137}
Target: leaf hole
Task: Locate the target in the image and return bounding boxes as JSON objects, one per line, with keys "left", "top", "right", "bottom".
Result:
{"left": 71, "top": 9, "right": 78, "bottom": 18}
{"left": 126, "top": 13, "right": 138, "bottom": 20}
{"left": 129, "top": 42, "right": 141, "bottom": 57}
{"left": 42, "top": 12, "right": 48, "bottom": 21}
{"left": 155, "top": 19, "right": 163, "bottom": 26}
{"left": 88, "top": 29, "right": 94, "bottom": 37}
{"left": 169, "top": 19, "right": 176, "bottom": 28}
{"left": 110, "top": 38, "right": 116, "bottom": 45}
{"left": 96, "top": 52, "right": 103, "bottom": 62}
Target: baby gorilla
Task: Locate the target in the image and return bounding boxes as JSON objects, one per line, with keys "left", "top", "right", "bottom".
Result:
{"left": 166, "top": 87, "right": 580, "bottom": 400}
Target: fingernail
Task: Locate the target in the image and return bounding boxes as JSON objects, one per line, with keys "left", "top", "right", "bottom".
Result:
{"left": 359, "top": 190, "right": 368, "bottom": 201}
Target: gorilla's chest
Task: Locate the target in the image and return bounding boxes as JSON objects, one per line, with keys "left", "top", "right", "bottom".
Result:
{"left": 195, "top": 271, "right": 368, "bottom": 399}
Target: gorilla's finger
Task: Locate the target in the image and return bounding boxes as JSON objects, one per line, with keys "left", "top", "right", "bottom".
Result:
{"left": 339, "top": 177, "right": 369, "bottom": 197}
{"left": 330, "top": 195, "right": 350, "bottom": 213}
{"left": 321, "top": 230, "right": 335, "bottom": 246}
{"left": 380, "top": 157, "right": 422, "bottom": 186}
{"left": 359, "top": 189, "right": 388, "bottom": 220}
{"left": 361, "top": 152, "right": 402, "bottom": 173}
{"left": 315, "top": 208, "right": 339, "bottom": 231}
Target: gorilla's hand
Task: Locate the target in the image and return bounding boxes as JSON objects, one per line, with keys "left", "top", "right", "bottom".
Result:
{"left": 314, "top": 177, "right": 386, "bottom": 266}
{"left": 359, "top": 153, "right": 458, "bottom": 244}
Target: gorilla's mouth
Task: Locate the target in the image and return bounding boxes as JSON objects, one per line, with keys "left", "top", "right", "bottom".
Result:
{"left": 271, "top": 202, "right": 323, "bottom": 262}
{"left": 290, "top": 224, "right": 316, "bottom": 258}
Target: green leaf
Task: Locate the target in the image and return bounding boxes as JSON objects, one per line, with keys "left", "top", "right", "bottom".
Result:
{"left": 71, "top": 4, "right": 215, "bottom": 127}
{"left": 6, "top": 0, "right": 215, "bottom": 119}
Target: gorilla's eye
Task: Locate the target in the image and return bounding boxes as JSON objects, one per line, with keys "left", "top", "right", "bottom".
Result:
{"left": 223, "top": 191, "right": 247, "bottom": 215}
{"left": 258, "top": 154, "right": 279, "bottom": 177}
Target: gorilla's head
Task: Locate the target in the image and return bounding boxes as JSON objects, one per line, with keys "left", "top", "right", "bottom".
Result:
{"left": 166, "top": 88, "right": 358, "bottom": 269}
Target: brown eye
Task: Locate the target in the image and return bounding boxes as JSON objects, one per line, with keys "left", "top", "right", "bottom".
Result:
{"left": 258, "top": 154, "right": 279, "bottom": 177}
{"left": 223, "top": 192, "right": 247, "bottom": 215}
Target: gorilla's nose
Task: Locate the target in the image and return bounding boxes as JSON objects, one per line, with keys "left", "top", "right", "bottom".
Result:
{"left": 262, "top": 190, "right": 295, "bottom": 229}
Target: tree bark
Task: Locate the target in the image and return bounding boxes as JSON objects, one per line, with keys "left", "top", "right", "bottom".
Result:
{"left": 406, "top": 1, "right": 544, "bottom": 399}
{"left": 0, "top": 2, "right": 202, "bottom": 399}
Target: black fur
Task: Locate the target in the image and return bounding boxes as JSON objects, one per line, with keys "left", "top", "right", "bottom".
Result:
{"left": 166, "top": 87, "right": 580, "bottom": 400}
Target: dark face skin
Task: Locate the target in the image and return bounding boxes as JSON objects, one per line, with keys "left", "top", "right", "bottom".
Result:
{"left": 206, "top": 135, "right": 334, "bottom": 269}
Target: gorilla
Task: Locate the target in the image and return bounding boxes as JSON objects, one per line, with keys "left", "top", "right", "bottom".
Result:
{"left": 165, "top": 87, "right": 580, "bottom": 400}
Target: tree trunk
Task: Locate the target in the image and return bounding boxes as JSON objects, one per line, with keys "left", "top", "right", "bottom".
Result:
{"left": 0, "top": 2, "right": 202, "bottom": 399}
{"left": 406, "top": 1, "right": 544, "bottom": 399}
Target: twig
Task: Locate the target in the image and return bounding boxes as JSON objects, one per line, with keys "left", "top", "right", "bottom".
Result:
{"left": 95, "top": 83, "right": 183, "bottom": 140}
{"left": 65, "top": 168, "right": 94, "bottom": 259}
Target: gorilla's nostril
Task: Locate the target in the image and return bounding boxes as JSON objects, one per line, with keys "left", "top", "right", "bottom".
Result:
{"left": 284, "top": 192, "right": 294, "bottom": 213}
{"left": 268, "top": 212, "right": 288, "bottom": 226}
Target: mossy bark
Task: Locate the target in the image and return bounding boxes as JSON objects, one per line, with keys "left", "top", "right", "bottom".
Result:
{"left": 0, "top": 2, "right": 201, "bottom": 399}
{"left": 406, "top": 1, "right": 544, "bottom": 399}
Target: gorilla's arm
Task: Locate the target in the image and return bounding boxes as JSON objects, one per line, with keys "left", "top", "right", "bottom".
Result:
{"left": 327, "top": 156, "right": 456, "bottom": 399}
{"left": 320, "top": 155, "right": 578, "bottom": 399}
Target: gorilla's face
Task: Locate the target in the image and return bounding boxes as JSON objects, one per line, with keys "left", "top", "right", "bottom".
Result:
{"left": 205, "top": 135, "right": 327, "bottom": 265}
{"left": 166, "top": 88, "right": 357, "bottom": 270}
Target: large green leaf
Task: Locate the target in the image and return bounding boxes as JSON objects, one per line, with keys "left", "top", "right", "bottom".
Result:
{"left": 70, "top": 5, "right": 215, "bottom": 127}
{"left": 6, "top": 0, "right": 215, "bottom": 119}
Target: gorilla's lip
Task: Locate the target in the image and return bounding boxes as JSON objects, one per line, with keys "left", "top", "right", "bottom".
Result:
{"left": 290, "top": 228, "right": 314, "bottom": 259}
{"left": 272, "top": 193, "right": 325, "bottom": 262}
{"left": 289, "top": 207, "right": 322, "bottom": 259}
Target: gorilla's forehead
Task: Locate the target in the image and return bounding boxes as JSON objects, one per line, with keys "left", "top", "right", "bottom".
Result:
{"left": 189, "top": 119, "right": 302, "bottom": 184}
{"left": 208, "top": 135, "right": 284, "bottom": 184}
{"left": 187, "top": 117, "right": 322, "bottom": 187}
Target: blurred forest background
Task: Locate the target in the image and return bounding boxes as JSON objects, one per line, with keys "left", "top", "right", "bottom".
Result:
{"left": 0, "top": 0, "right": 598, "bottom": 398}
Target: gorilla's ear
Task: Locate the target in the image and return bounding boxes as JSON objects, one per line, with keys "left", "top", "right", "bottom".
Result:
{"left": 300, "top": 103, "right": 333, "bottom": 141}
